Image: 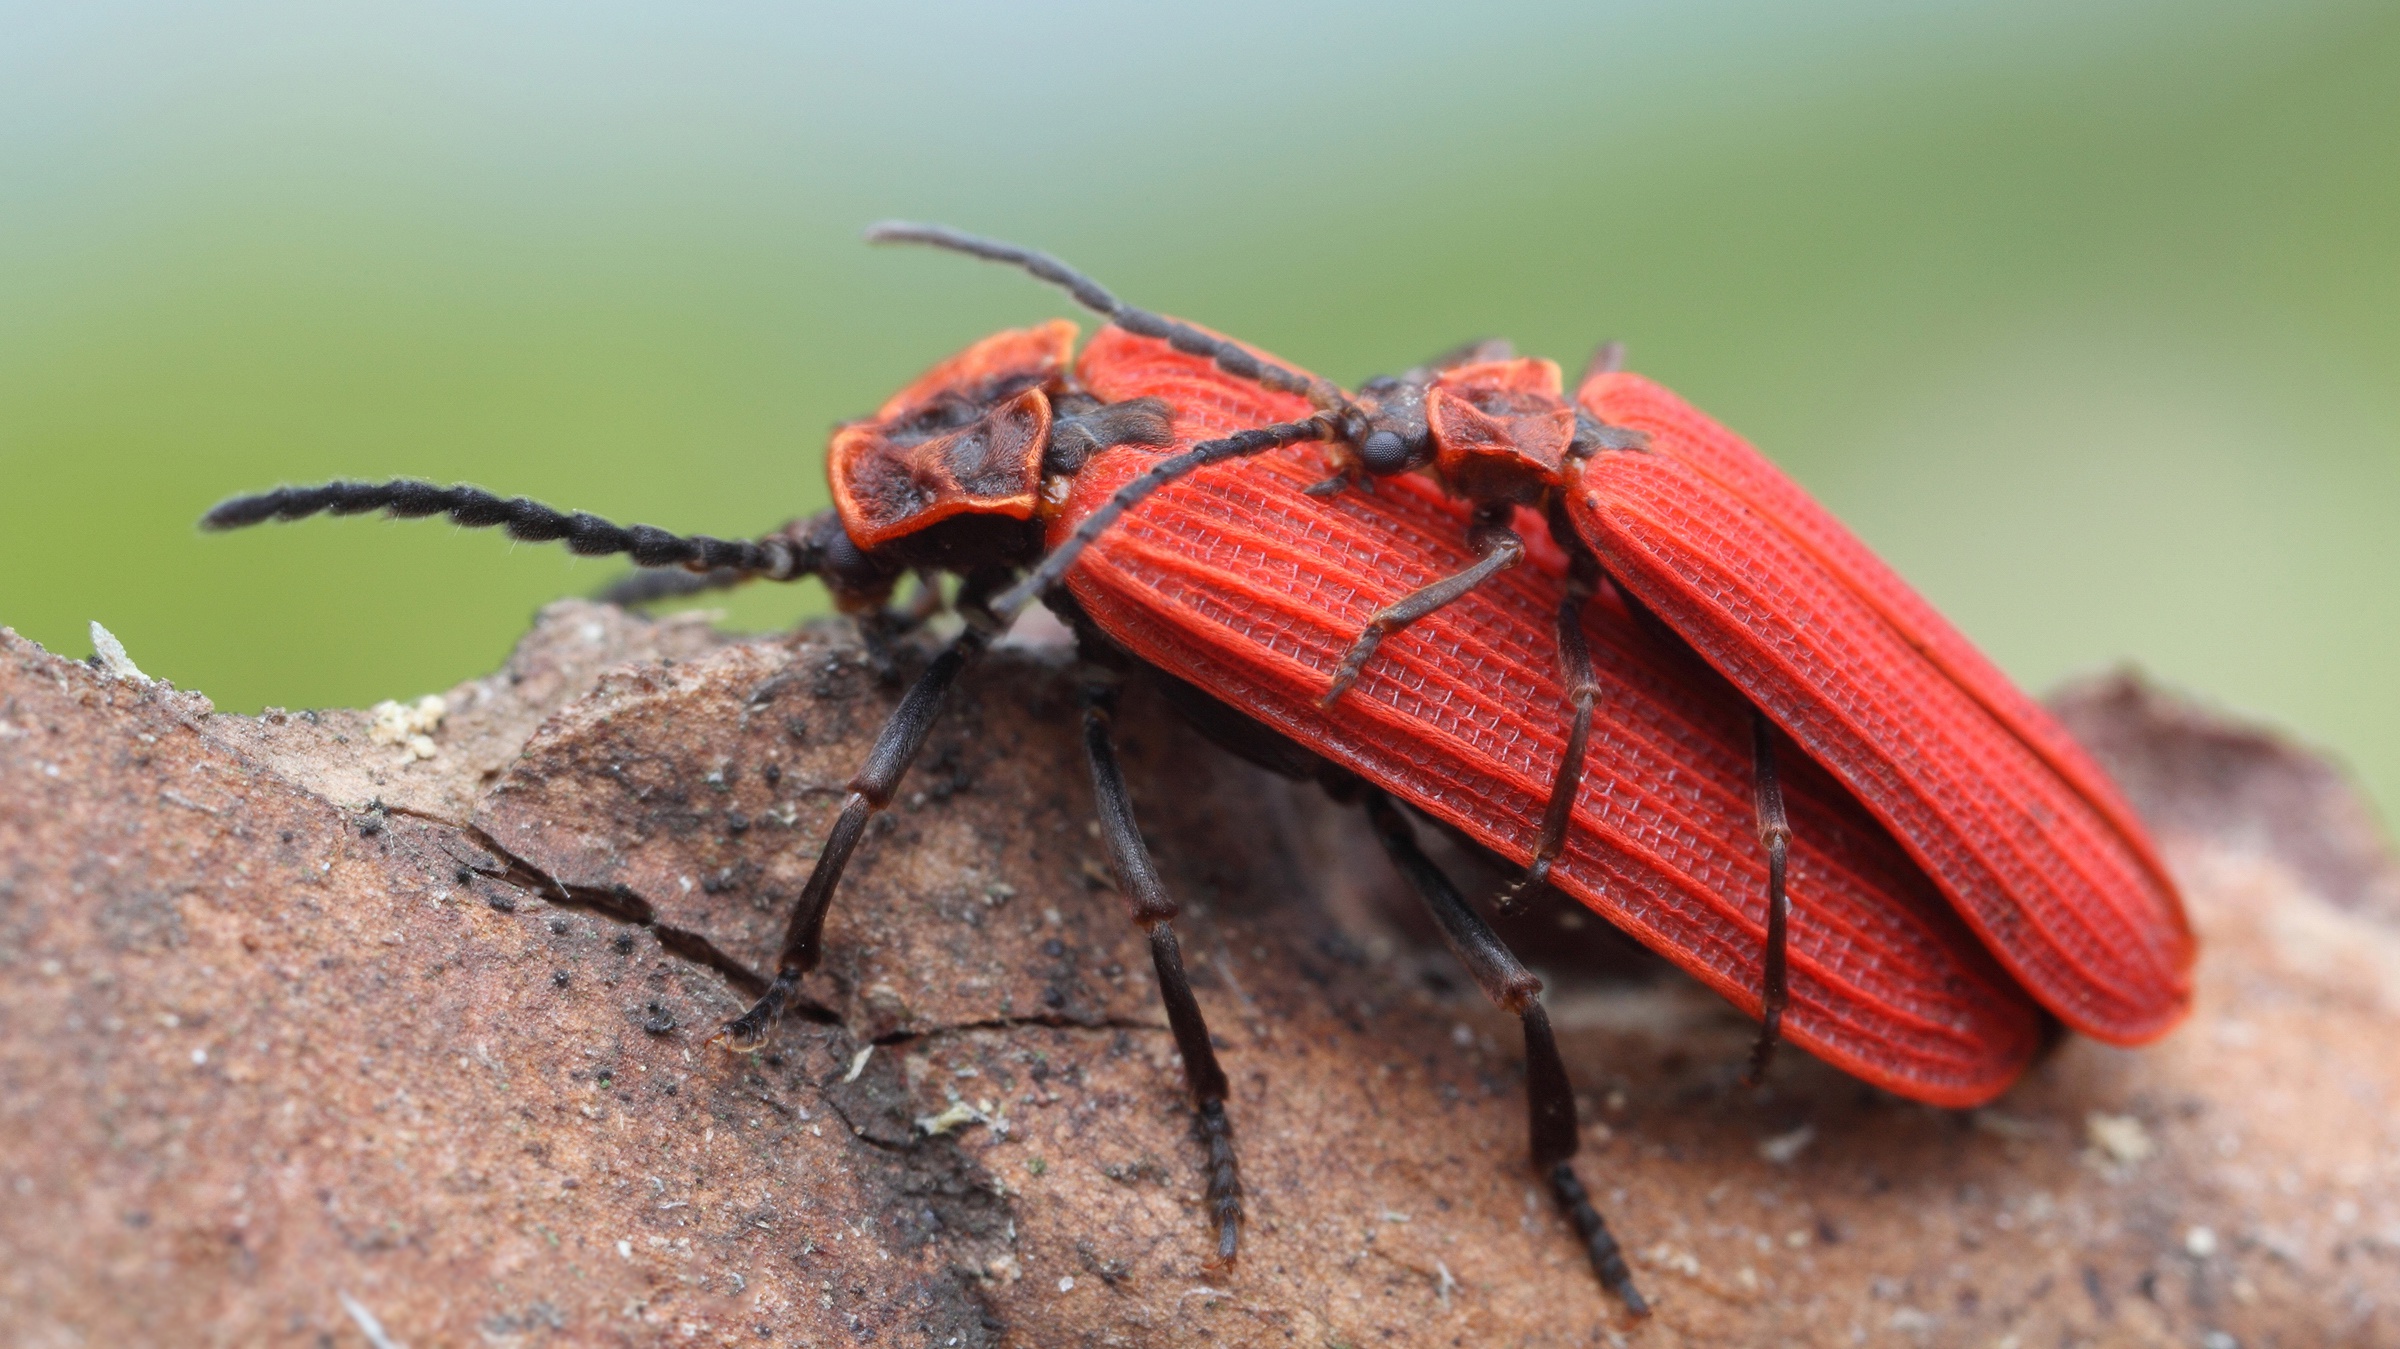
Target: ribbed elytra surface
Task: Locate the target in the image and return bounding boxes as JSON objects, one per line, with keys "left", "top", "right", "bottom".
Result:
{"left": 1571, "top": 377, "right": 2192, "bottom": 1044}
{"left": 1060, "top": 327, "right": 2043, "bottom": 1106}
{"left": 1578, "top": 375, "right": 2180, "bottom": 905}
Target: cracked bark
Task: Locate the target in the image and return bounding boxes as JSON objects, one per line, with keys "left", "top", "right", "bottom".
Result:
{"left": 3, "top": 604, "right": 2397, "bottom": 1347}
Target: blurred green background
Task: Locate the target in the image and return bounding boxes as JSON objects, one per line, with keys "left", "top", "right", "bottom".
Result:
{"left": 3, "top": 1, "right": 2394, "bottom": 820}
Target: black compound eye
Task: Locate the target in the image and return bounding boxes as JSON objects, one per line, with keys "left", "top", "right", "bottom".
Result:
{"left": 1359, "top": 429, "right": 1412, "bottom": 475}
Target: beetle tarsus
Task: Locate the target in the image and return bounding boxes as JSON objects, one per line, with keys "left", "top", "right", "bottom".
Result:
{"left": 1550, "top": 1161, "right": 1649, "bottom": 1315}
{"left": 711, "top": 973, "right": 797, "bottom": 1053}
{"left": 1197, "top": 1098, "right": 1243, "bottom": 1265}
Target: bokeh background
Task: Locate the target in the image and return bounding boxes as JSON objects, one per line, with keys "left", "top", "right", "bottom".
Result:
{"left": 4, "top": 1, "right": 2394, "bottom": 819}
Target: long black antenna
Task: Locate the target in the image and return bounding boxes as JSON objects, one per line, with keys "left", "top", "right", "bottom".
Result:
{"left": 201, "top": 479, "right": 802, "bottom": 577}
{"left": 865, "top": 222, "right": 1359, "bottom": 425}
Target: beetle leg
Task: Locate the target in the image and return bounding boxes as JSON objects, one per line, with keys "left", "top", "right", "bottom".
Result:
{"left": 1415, "top": 336, "right": 1517, "bottom": 373}
{"left": 1498, "top": 562, "right": 1602, "bottom": 915}
{"left": 856, "top": 572, "right": 950, "bottom": 685}
{"left": 1080, "top": 673, "right": 1244, "bottom": 1265}
{"left": 1321, "top": 514, "right": 1525, "bottom": 708}
{"left": 1743, "top": 711, "right": 1794, "bottom": 1086}
{"left": 1577, "top": 340, "right": 1627, "bottom": 385}
{"left": 1362, "top": 791, "right": 1649, "bottom": 1315}
{"left": 712, "top": 579, "right": 1004, "bottom": 1051}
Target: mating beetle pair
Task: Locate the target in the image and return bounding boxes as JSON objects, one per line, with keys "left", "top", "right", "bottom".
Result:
{"left": 204, "top": 225, "right": 2193, "bottom": 1315}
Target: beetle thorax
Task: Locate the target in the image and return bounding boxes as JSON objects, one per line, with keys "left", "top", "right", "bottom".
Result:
{"left": 1423, "top": 357, "right": 1575, "bottom": 507}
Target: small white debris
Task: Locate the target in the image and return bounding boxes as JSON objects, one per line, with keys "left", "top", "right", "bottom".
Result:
{"left": 88, "top": 622, "right": 150, "bottom": 683}
{"left": 1645, "top": 1243, "right": 1702, "bottom": 1277}
{"left": 337, "top": 1291, "right": 406, "bottom": 1349}
{"left": 1434, "top": 1259, "right": 1458, "bottom": 1306}
{"left": 617, "top": 1240, "right": 632, "bottom": 1259}
{"left": 2086, "top": 1112, "right": 2156, "bottom": 1165}
{"left": 1971, "top": 1109, "right": 2042, "bottom": 1140}
{"left": 1057, "top": 1276, "right": 1076, "bottom": 1293}
{"left": 2185, "top": 1226, "right": 2219, "bottom": 1259}
{"left": 916, "top": 1101, "right": 984, "bottom": 1136}
{"left": 842, "top": 1045, "right": 874, "bottom": 1083}
{"left": 1885, "top": 1307, "right": 1939, "bottom": 1334}
{"left": 368, "top": 695, "right": 447, "bottom": 763}
{"left": 1758, "top": 1124, "right": 1817, "bottom": 1165}
{"left": 190, "top": 1048, "right": 207, "bottom": 1066}
{"left": 1451, "top": 1023, "right": 1475, "bottom": 1048}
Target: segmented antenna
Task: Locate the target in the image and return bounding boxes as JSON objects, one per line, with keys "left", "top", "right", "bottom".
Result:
{"left": 865, "top": 222, "right": 1356, "bottom": 420}
{"left": 201, "top": 480, "right": 801, "bottom": 577}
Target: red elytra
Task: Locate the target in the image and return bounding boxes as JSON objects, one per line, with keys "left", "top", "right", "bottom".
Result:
{"left": 1569, "top": 376, "right": 2193, "bottom": 1041}
{"left": 1061, "top": 324, "right": 2045, "bottom": 1105}
{"left": 1065, "top": 322, "right": 2191, "bottom": 1050}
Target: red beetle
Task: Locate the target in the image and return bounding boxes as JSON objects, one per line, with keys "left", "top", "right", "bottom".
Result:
{"left": 200, "top": 227, "right": 2189, "bottom": 1315}
{"left": 869, "top": 223, "right": 2192, "bottom": 1053}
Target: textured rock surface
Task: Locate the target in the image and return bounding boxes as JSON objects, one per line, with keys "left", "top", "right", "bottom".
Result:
{"left": 2, "top": 605, "right": 2395, "bottom": 1347}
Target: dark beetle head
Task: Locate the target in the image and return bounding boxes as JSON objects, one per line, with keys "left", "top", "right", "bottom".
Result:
{"left": 1342, "top": 338, "right": 1520, "bottom": 479}
{"left": 1349, "top": 374, "right": 1436, "bottom": 477}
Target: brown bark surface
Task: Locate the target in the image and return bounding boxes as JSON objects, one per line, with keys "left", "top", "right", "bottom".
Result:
{"left": 2, "top": 605, "right": 2395, "bottom": 1347}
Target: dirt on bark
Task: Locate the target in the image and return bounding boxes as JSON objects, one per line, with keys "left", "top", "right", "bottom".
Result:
{"left": 2, "top": 604, "right": 2395, "bottom": 1348}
